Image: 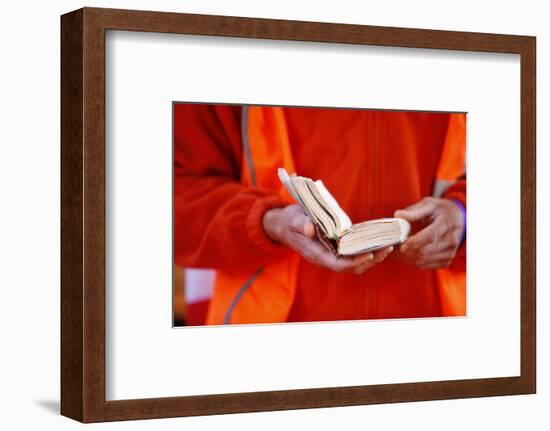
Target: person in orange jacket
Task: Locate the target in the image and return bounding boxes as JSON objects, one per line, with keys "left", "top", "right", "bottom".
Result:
{"left": 174, "top": 104, "right": 466, "bottom": 325}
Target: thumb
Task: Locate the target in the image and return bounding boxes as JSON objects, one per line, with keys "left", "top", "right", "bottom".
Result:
{"left": 394, "top": 198, "right": 437, "bottom": 222}
{"left": 303, "top": 219, "right": 315, "bottom": 237}
{"left": 290, "top": 212, "right": 315, "bottom": 237}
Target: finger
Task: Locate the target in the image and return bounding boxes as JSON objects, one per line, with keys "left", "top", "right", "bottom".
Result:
{"left": 324, "top": 251, "right": 375, "bottom": 273}
{"left": 394, "top": 197, "right": 437, "bottom": 222}
{"left": 304, "top": 220, "right": 315, "bottom": 238}
{"left": 290, "top": 232, "right": 329, "bottom": 259}
{"left": 353, "top": 261, "right": 375, "bottom": 274}
{"left": 406, "top": 247, "right": 454, "bottom": 269}
{"left": 421, "top": 240, "right": 456, "bottom": 256}
{"left": 400, "top": 226, "right": 436, "bottom": 252}
{"left": 372, "top": 246, "right": 394, "bottom": 263}
{"left": 291, "top": 232, "right": 378, "bottom": 273}
{"left": 400, "top": 221, "right": 445, "bottom": 252}
{"left": 341, "top": 247, "right": 392, "bottom": 272}
{"left": 291, "top": 234, "right": 351, "bottom": 270}
{"left": 354, "top": 247, "right": 393, "bottom": 274}
{"left": 419, "top": 259, "right": 453, "bottom": 270}
{"left": 425, "top": 247, "right": 456, "bottom": 262}
{"left": 351, "top": 252, "right": 376, "bottom": 266}
{"left": 289, "top": 212, "right": 315, "bottom": 237}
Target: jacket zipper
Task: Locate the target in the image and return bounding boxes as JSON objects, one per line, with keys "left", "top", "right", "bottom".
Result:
{"left": 371, "top": 112, "right": 378, "bottom": 318}
{"left": 364, "top": 112, "right": 378, "bottom": 318}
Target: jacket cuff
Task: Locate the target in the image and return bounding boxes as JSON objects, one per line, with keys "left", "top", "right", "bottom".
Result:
{"left": 443, "top": 181, "right": 467, "bottom": 270}
{"left": 246, "top": 195, "right": 288, "bottom": 256}
{"left": 449, "top": 198, "right": 466, "bottom": 244}
{"left": 442, "top": 180, "right": 466, "bottom": 209}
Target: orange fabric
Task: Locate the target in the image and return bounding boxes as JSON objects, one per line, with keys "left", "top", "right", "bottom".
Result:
{"left": 173, "top": 105, "right": 288, "bottom": 274}
{"left": 436, "top": 269, "right": 466, "bottom": 316}
{"left": 173, "top": 104, "right": 467, "bottom": 324}
{"left": 208, "top": 107, "right": 300, "bottom": 324}
{"left": 434, "top": 113, "right": 467, "bottom": 316}
{"left": 242, "top": 107, "right": 296, "bottom": 198}
{"left": 436, "top": 113, "right": 467, "bottom": 181}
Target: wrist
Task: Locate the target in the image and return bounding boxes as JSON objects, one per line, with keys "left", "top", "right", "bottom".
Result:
{"left": 448, "top": 198, "right": 466, "bottom": 243}
{"left": 246, "top": 196, "right": 287, "bottom": 255}
{"left": 263, "top": 208, "right": 284, "bottom": 242}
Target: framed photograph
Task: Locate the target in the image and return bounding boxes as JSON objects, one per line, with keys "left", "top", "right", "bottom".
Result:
{"left": 61, "top": 7, "right": 536, "bottom": 423}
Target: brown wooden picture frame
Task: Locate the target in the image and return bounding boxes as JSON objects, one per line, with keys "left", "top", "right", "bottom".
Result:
{"left": 61, "top": 7, "right": 536, "bottom": 423}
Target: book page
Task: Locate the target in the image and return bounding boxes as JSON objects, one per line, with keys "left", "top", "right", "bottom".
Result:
{"left": 339, "top": 218, "right": 411, "bottom": 255}
{"left": 277, "top": 168, "right": 303, "bottom": 204}
{"left": 278, "top": 168, "right": 337, "bottom": 238}
{"left": 278, "top": 168, "right": 354, "bottom": 238}
{"left": 313, "top": 180, "right": 352, "bottom": 234}
{"left": 293, "top": 178, "right": 336, "bottom": 237}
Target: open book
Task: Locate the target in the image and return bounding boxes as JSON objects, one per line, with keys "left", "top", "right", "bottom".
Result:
{"left": 278, "top": 168, "right": 410, "bottom": 256}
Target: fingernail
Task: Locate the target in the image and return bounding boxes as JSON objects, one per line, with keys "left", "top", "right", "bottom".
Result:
{"left": 388, "top": 246, "right": 394, "bottom": 253}
{"left": 367, "top": 253, "right": 374, "bottom": 260}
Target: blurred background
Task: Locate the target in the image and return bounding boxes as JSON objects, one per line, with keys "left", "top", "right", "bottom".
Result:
{"left": 173, "top": 266, "right": 214, "bottom": 326}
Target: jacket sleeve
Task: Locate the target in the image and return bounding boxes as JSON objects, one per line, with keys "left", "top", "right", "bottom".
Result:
{"left": 443, "top": 178, "right": 466, "bottom": 271}
{"left": 436, "top": 113, "right": 467, "bottom": 271}
{"left": 173, "top": 104, "right": 288, "bottom": 272}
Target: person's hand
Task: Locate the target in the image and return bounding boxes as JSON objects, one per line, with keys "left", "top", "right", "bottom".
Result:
{"left": 394, "top": 197, "right": 465, "bottom": 270}
{"left": 263, "top": 204, "right": 393, "bottom": 274}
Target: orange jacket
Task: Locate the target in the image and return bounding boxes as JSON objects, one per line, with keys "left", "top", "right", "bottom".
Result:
{"left": 174, "top": 104, "right": 466, "bottom": 324}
